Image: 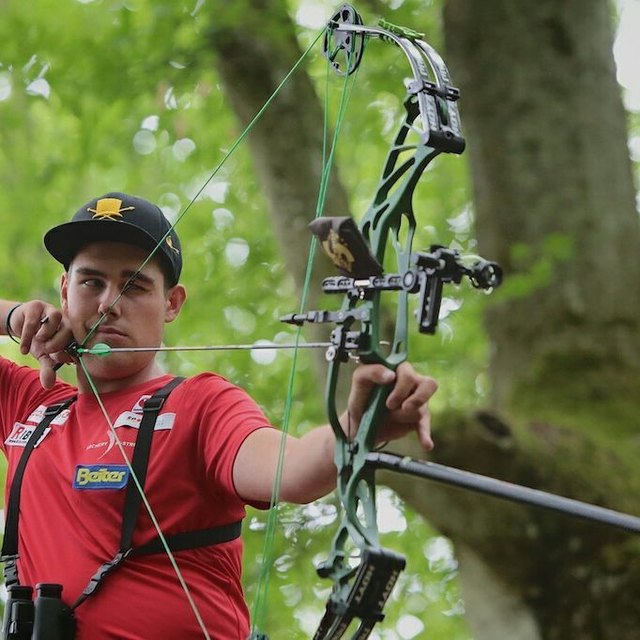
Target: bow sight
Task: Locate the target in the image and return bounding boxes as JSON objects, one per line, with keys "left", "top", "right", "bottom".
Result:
{"left": 283, "top": 217, "right": 503, "bottom": 347}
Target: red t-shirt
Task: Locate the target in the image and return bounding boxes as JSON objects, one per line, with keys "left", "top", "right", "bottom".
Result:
{"left": 0, "top": 357, "right": 272, "bottom": 639}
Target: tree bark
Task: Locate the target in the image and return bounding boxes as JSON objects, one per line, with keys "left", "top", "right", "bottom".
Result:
{"left": 205, "top": 0, "right": 350, "bottom": 304}
{"left": 442, "top": 0, "right": 640, "bottom": 418}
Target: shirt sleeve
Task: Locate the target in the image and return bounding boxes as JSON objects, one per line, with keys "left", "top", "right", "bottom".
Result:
{"left": 185, "top": 373, "right": 274, "bottom": 502}
{"left": 0, "top": 356, "right": 76, "bottom": 451}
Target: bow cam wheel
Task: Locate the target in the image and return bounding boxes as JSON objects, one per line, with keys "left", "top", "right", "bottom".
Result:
{"left": 323, "top": 4, "right": 365, "bottom": 76}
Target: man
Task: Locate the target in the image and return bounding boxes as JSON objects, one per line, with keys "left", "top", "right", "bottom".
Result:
{"left": 0, "top": 192, "right": 437, "bottom": 639}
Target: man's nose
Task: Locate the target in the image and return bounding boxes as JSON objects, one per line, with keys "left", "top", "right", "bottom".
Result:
{"left": 97, "top": 286, "right": 122, "bottom": 317}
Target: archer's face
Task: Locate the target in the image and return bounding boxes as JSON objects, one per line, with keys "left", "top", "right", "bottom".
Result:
{"left": 61, "top": 241, "right": 185, "bottom": 385}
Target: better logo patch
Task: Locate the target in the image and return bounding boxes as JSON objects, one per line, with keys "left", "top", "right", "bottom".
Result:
{"left": 73, "top": 464, "right": 129, "bottom": 490}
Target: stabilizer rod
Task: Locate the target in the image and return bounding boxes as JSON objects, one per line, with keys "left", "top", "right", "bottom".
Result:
{"left": 367, "top": 451, "right": 640, "bottom": 534}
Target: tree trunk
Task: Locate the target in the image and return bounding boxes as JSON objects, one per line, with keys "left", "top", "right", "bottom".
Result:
{"left": 205, "top": 0, "right": 350, "bottom": 306}
{"left": 443, "top": 0, "right": 640, "bottom": 418}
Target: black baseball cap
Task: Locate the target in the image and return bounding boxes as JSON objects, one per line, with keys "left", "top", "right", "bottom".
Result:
{"left": 44, "top": 192, "right": 182, "bottom": 286}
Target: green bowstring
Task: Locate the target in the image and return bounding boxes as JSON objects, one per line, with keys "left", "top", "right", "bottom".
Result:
{"left": 79, "top": 26, "right": 328, "bottom": 352}
{"left": 73, "top": 24, "right": 328, "bottom": 640}
{"left": 249, "top": 38, "right": 361, "bottom": 637}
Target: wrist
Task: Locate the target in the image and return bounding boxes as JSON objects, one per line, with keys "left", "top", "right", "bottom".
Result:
{"left": 5, "top": 303, "right": 22, "bottom": 344}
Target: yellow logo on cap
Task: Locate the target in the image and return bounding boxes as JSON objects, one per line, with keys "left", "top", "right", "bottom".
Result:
{"left": 166, "top": 236, "right": 180, "bottom": 255}
{"left": 88, "top": 198, "right": 135, "bottom": 221}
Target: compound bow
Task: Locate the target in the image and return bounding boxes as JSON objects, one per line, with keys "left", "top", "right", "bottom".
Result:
{"left": 276, "top": 5, "right": 501, "bottom": 638}
{"left": 273, "top": 6, "right": 640, "bottom": 638}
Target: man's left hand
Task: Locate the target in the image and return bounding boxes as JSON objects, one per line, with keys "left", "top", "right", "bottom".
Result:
{"left": 341, "top": 362, "right": 437, "bottom": 450}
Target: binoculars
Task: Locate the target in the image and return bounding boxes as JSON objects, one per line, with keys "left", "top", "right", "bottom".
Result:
{"left": 2, "top": 584, "right": 75, "bottom": 640}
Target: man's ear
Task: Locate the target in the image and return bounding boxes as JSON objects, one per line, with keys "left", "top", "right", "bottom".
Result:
{"left": 165, "top": 284, "right": 186, "bottom": 323}
{"left": 60, "top": 272, "right": 69, "bottom": 312}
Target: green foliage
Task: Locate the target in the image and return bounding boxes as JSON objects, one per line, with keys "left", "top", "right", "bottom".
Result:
{"left": 491, "top": 233, "right": 574, "bottom": 302}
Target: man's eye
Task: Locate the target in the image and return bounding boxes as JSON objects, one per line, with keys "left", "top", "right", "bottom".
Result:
{"left": 81, "top": 278, "right": 103, "bottom": 288}
{"left": 123, "top": 281, "right": 146, "bottom": 293}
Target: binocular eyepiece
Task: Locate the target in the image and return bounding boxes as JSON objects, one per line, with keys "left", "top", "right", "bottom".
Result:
{"left": 2, "top": 583, "right": 75, "bottom": 640}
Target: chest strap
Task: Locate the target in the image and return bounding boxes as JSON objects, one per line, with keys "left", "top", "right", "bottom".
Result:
{"left": 1, "top": 397, "right": 77, "bottom": 587}
{"left": 72, "top": 377, "right": 242, "bottom": 609}
{"left": 120, "top": 376, "right": 186, "bottom": 554}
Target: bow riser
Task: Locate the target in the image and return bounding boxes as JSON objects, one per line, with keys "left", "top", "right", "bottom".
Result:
{"left": 346, "top": 104, "right": 444, "bottom": 367}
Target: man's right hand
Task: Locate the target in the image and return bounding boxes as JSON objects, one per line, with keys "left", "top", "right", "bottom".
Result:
{"left": 5, "top": 300, "right": 75, "bottom": 388}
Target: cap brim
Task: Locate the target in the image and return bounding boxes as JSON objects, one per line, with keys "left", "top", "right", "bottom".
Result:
{"left": 44, "top": 219, "right": 165, "bottom": 269}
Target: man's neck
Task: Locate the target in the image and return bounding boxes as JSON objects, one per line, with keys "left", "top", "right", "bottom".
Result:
{"left": 76, "top": 360, "right": 167, "bottom": 395}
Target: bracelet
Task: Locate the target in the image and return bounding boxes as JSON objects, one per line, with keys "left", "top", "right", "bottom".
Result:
{"left": 5, "top": 304, "right": 22, "bottom": 344}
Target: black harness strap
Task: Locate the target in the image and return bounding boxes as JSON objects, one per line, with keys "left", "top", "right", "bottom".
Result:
{"left": 1, "top": 377, "right": 243, "bottom": 611}
{"left": 1, "top": 397, "right": 77, "bottom": 587}
{"left": 120, "top": 375, "right": 185, "bottom": 553}
{"left": 129, "top": 520, "right": 242, "bottom": 556}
